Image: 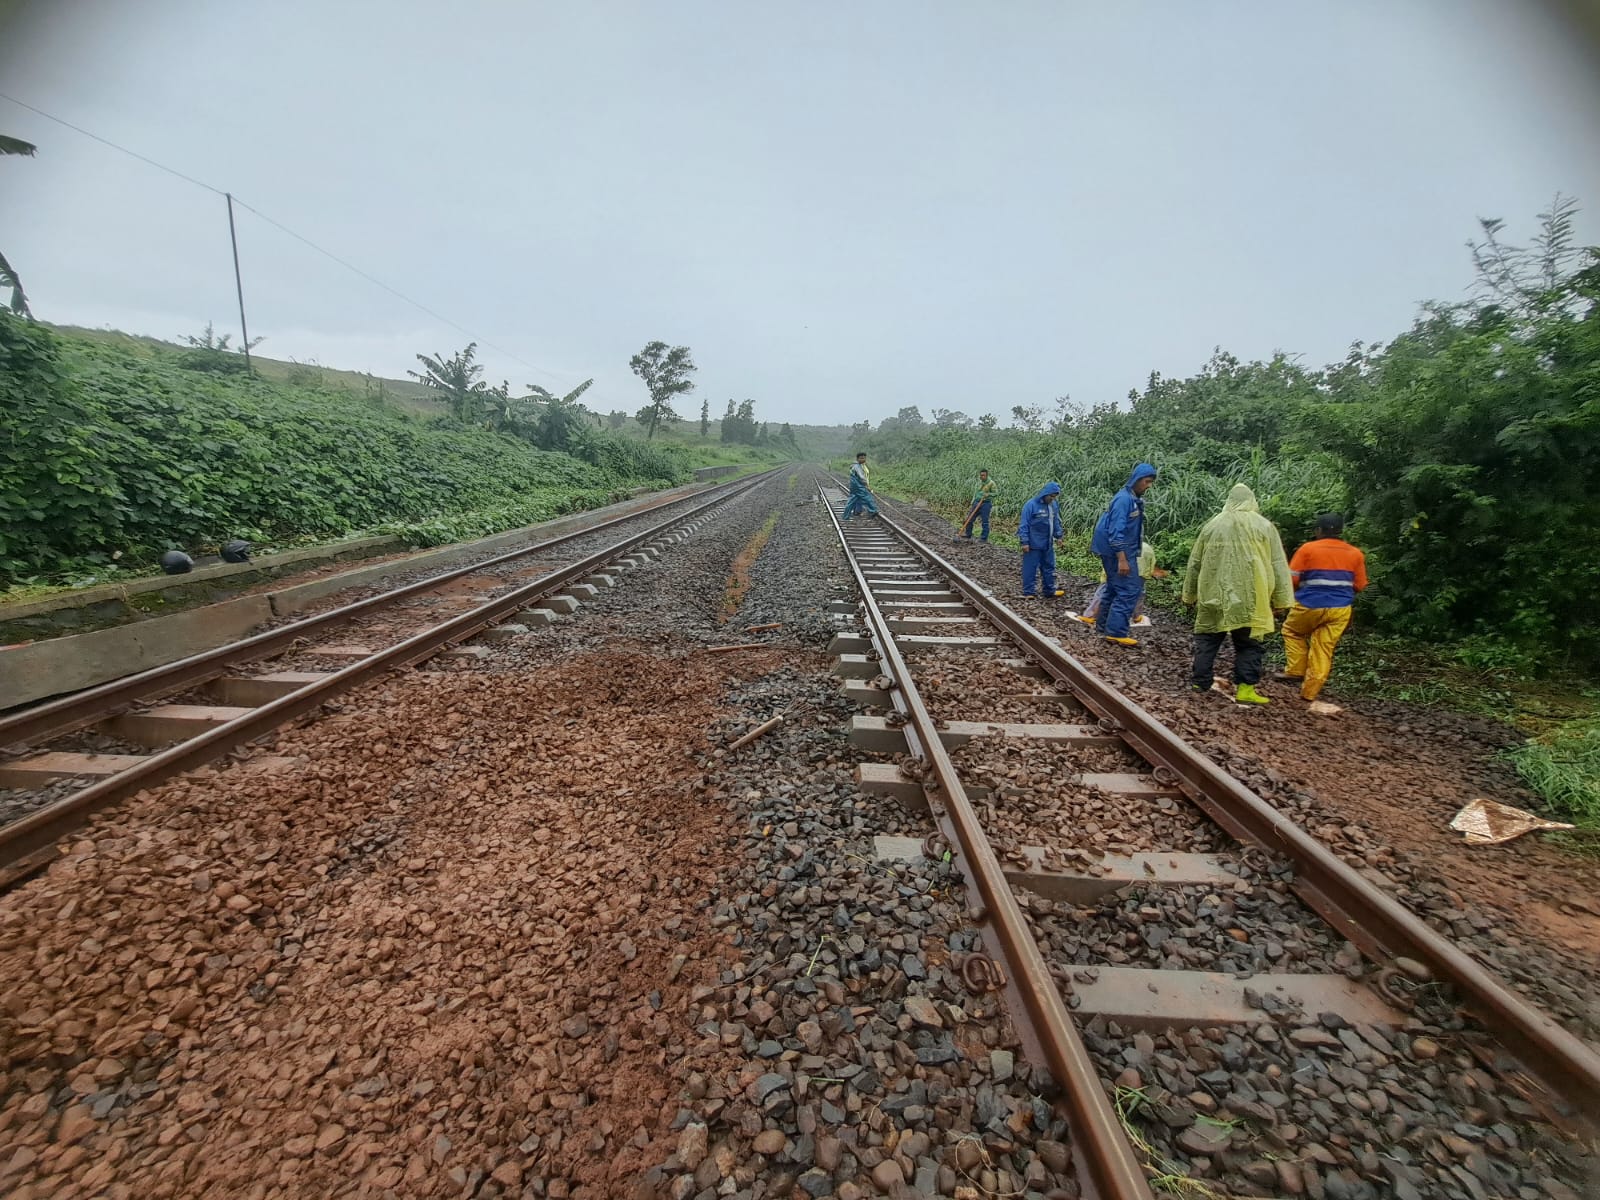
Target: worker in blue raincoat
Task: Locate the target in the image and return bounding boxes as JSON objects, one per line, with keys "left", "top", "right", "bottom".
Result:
{"left": 1018, "top": 481, "right": 1065, "bottom": 597}
{"left": 842, "top": 452, "right": 879, "bottom": 520}
{"left": 1089, "top": 463, "right": 1158, "bottom": 644}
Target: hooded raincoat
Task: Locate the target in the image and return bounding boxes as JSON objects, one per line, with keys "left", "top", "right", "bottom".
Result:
{"left": 1017, "top": 482, "right": 1064, "bottom": 548}
{"left": 1181, "top": 484, "right": 1293, "bottom": 636}
{"left": 1017, "top": 482, "right": 1063, "bottom": 596}
{"left": 1090, "top": 463, "right": 1158, "bottom": 559}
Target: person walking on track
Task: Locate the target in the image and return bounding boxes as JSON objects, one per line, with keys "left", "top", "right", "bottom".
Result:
{"left": 1089, "top": 463, "right": 1158, "bottom": 644}
{"left": 1017, "top": 481, "right": 1064, "bottom": 598}
{"left": 1182, "top": 483, "right": 1293, "bottom": 705}
{"left": 1073, "top": 538, "right": 1156, "bottom": 629}
{"left": 842, "top": 452, "right": 879, "bottom": 520}
{"left": 961, "top": 468, "right": 997, "bottom": 541}
{"left": 1280, "top": 513, "right": 1368, "bottom": 701}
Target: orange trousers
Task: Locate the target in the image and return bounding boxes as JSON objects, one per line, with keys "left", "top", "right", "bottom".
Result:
{"left": 1281, "top": 604, "right": 1352, "bottom": 701}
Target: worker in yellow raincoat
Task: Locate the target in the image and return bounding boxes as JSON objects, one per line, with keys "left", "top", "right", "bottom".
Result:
{"left": 1182, "top": 484, "right": 1293, "bottom": 705}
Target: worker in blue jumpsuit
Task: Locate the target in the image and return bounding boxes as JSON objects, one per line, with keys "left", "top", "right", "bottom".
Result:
{"left": 1089, "top": 463, "right": 1158, "bottom": 644}
{"left": 842, "top": 452, "right": 879, "bottom": 520}
{"left": 1018, "top": 481, "right": 1064, "bottom": 597}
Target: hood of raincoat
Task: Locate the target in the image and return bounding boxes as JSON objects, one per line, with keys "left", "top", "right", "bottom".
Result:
{"left": 1180, "top": 483, "right": 1293, "bottom": 636}
{"left": 1223, "top": 483, "right": 1258, "bottom": 513}
{"left": 1018, "top": 482, "right": 1064, "bottom": 548}
{"left": 1126, "top": 463, "right": 1158, "bottom": 489}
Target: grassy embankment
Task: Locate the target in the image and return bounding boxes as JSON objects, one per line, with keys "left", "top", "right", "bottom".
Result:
{"left": 1, "top": 319, "right": 691, "bottom": 600}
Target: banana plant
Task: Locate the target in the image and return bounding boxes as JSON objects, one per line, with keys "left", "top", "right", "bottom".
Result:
{"left": 1, "top": 134, "right": 37, "bottom": 317}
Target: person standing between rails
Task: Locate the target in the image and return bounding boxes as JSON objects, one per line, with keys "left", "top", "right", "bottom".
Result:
{"left": 1182, "top": 483, "right": 1293, "bottom": 705}
{"left": 1280, "top": 513, "right": 1368, "bottom": 701}
{"left": 1089, "top": 463, "right": 1158, "bottom": 644}
{"left": 961, "top": 468, "right": 997, "bottom": 541}
{"left": 1017, "top": 481, "right": 1065, "bottom": 598}
{"left": 842, "top": 452, "right": 879, "bottom": 520}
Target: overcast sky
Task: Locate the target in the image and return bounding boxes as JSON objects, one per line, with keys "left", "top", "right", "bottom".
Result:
{"left": 3, "top": 1, "right": 1598, "bottom": 426}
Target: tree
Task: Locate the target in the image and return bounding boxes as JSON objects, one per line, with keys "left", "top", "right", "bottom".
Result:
{"left": 526, "top": 379, "right": 595, "bottom": 451}
{"left": 629, "top": 341, "right": 696, "bottom": 440}
{"left": 700, "top": 398, "right": 710, "bottom": 438}
{"left": 180, "top": 321, "right": 262, "bottom": 353}
{"left": 736, "top": 399, "right": 756, "bottom": 435}
{"left": 1, "top": 134, "right": 35, "bottom": 317}
{"left": 1048, "top": 394, "right": 1079, "bottom": 431}
{"left": 779, "top": 422, "right": 797, "bottom": 451}
{"left": 849, "top": 420, "right": 871, "bottom": 441}
{"left": 1467, "top": 193, "right": 1588, "bottom": 321}
{"left": 932, "top": 408, "right": 972, "bottom": 429}
{"left": 607, "top": 410, "right": 628, "bottom": 430}
{"left": 179, "top": 321, "right": 263, "bottom": 374}
{"left": 409, "top": 342, "right": 491, "bottom": 423}
{"left": 977, "top": 413, "right": 998, "bottom": 433}
{"left": 1010, "top": 404, "right": 1043, "bottom": 432}
{"left": 1302, "top": 202, "right": 1600, "bottom": 657}
{"left": 482, "top": 379, "right": 513, "bottom": 431}
{"left": 720, "top": 399, "right": 761, "bottom": 446}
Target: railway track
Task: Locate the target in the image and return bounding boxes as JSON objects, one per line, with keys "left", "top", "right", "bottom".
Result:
{"left": 1, "top": 469, "right": 1593, "bottom": 1199}
{"left": 818, "top": 481, "right": 1600, "bottom": 1199}
{"left": 0, "top": 471, "right": 773, "bottom": 884}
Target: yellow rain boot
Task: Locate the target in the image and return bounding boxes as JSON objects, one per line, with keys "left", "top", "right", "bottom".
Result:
{"left": 1235, "top": 683, "right": 1270, "bottom": 706}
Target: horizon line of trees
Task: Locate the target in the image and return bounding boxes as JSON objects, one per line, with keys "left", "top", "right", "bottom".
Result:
{"left": 719, "top": 398, "right": 797, "bottom": 450}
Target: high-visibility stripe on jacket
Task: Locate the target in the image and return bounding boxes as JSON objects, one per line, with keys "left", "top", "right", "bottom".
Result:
{"left": 1288, "top": 537, "right": 1368, "bottom": 609}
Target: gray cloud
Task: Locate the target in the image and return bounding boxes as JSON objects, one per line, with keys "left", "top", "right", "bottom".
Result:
{"left": 3, "top": 0, "right": 1598, "bottom": 424}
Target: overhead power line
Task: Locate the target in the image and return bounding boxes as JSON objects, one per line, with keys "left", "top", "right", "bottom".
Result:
{"left": 0, "top": 90, "right": 573, "bottom": 384}
{"left": 0, "top": 90, "right": 223, "bottom": 195}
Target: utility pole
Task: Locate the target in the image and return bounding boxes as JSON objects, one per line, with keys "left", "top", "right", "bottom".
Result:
{"left": 225, "top": 192, "right": 252, "bottom": 373}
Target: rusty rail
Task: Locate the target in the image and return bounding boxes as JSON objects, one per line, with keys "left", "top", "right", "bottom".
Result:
{"left": 862, "top": 498, "right": 1600, "bottom": 1120}
{"left": 819, "top": 486, "right": 1157, "bottom": 1200}
{"left": 0, "top": 477, "right": 763, "bottom": 871}
{"left": 1, "top": 473, "right": 772, "bottom": 748}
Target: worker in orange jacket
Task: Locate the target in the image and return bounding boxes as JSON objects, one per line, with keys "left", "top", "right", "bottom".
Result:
{"left": 1281, "top": 513, "right": 1368, "bottom": 701}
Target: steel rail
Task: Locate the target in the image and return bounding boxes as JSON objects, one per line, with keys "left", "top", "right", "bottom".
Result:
{"left": 820, "top": 486, "right": 1157, "bottom": 1200}
{"left": 0, "top": 473, "right": 773, "bottom": 748}
{"left": 867, "top": 502, "right": 1600, "bottom": 1120}
{"left": 0, "top": 477, "right": 762, "bottom": 871}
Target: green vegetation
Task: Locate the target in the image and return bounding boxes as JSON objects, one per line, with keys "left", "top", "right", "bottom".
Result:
{"left": 856, "top": 200, "right": 1600, "bottom": 831}
{"left": 51, "top": 326, "right": 447, "bottom": 418}
{"left": 0, "top": 315, "right": 690, "bottom": 589}
{"left": 604, "top": 416, "right": 791, "bottom": 469}
{"left": 1505, "top": 718, "right": 1600, "bottom": 831}
{"left": 1111, "top": 1086, "right": 1221, "bottom": 1197}
{"left": 863, "top": 200, "right": 1599, "bottom": 671}
{"left": 629, "top": 340, "right": 696, "bottom": 440}
{"left": 1, "top": 132, "right": 37, "bottom": 317}
{"left": 717, "top": 397, "right": 801, "bottom": 455}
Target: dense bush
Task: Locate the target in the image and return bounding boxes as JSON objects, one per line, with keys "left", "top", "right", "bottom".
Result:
{"left": 864, "top": 206, "right": 1600, "bottom": 669}
{"left": 0, "top": 318, "right": 687, "bottom": 584}
{"left": 867, "top": 397, "right": 1346, "bottom": 578}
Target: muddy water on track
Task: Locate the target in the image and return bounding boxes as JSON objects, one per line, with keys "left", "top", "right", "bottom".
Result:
{"left": 0, "top": 644, "right": 790, "bottom": 1199}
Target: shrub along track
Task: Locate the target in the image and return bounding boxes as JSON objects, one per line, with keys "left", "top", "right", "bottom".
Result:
{"left": 820, "top": 481, "right": 1598, "bottom": 1199}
